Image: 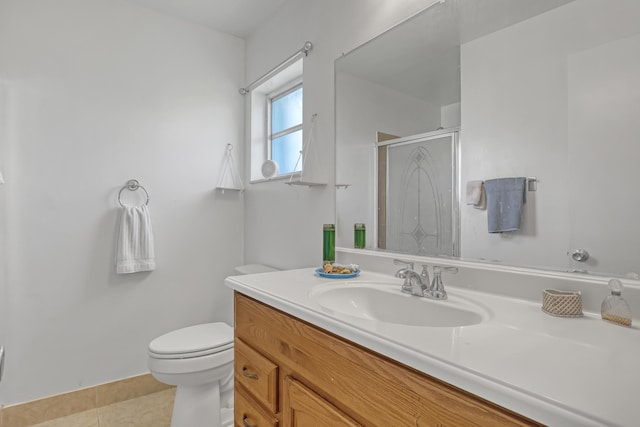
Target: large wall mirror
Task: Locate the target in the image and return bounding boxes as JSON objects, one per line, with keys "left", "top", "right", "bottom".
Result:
{"left": 335, "top": 0, "right": 640, "bottom": 278}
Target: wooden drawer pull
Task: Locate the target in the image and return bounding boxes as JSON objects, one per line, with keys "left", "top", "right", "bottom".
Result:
{"left": 242, "top": 365, "right": 259, "bottom": 380}
{"left": 242, "top": 414, "right": 257, "bottom": 427}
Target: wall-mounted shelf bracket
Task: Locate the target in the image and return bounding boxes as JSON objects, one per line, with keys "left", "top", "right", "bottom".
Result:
{"left": 216, "top": 143, "right": 244, "bottom": 193}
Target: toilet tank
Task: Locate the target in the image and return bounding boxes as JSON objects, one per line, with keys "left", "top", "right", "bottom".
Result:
{"left": 234, "top": 264, "right": 278, "bottom": 275}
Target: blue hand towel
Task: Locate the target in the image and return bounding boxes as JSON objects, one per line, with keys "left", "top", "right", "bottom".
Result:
{"left": 484, "top": 177, "right": 526, "bottom": 233}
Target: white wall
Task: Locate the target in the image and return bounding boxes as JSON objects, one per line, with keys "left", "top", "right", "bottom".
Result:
{"left": 460, "top": 0, "right": 640, "bottom": 273}
{"left": 244, "top": 0, "right": 439, "bottom": 269}
{"left": 0, "top": 0, "right": 244, "bottom": 405}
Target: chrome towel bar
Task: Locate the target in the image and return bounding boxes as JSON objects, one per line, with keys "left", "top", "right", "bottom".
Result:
{"left": 118, "top": 179, "right": 149, "bottom": 207}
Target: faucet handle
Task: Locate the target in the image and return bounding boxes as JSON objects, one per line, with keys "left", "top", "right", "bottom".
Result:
{"left": 393, "top": 259, "right": 414, "bottom": 271}
{"left": 427, "top": 266, "right": 458, "bottom": 300}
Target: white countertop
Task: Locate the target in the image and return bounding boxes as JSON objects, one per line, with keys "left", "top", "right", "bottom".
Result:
{"left": 225, "top": 268, "right": 640, "bottom": 427}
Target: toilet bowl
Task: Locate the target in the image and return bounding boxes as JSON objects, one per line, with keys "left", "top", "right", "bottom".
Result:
{"left": 148, "top": 323, "right": 234, "bottom": 427}
{"left": 148, "top": 264, "right": 277, "bottom": 427}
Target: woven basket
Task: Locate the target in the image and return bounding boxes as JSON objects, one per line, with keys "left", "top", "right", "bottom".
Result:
{"left": 542, "top": 289, "right": 583, "bottom": 317}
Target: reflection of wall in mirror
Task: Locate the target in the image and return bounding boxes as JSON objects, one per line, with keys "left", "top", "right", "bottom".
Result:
{"left": 567, "top": 33, "right": 640, "bottom": 275}
{"left": 460, "top": 0, "right": 640, "bottom": 276}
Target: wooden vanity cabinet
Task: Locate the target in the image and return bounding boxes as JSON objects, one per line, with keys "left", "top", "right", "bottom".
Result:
{"left": 283, "top": 376, "right": 362, "bottom": 426}
{"left": 234, "top": 338, "right": 279, "bottom": 427}
{"left": 234, "top": 386, "right": 278, "bottom": 427}
{"left": 234, "top": 292, "right": 542, "bottom": 427}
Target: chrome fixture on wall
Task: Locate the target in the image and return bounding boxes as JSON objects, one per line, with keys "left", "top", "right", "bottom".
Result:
{"left": 239, "top": 41, "right": 313, "bottom": 95}
{"left": 117, "top": 179, "right": 149, "bottom": 207}
{"left": 569, "top": 249, "right": 590, "bottom": 262}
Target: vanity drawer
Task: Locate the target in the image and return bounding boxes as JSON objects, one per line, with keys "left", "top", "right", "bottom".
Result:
{"left": 234, "top": 338, "right": 279, "bottom": 413}
{"left": 235, "top": 385, "right": 279, "bottom": 427}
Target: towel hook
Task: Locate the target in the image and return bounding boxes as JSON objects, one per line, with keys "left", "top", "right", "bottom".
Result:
{"left": 118, "top": 179, "right": 150, "bottom": 207}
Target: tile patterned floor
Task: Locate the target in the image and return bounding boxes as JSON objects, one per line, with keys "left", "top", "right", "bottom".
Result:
{"left": 30, "top": 388, "right": 175, "bottom": 427}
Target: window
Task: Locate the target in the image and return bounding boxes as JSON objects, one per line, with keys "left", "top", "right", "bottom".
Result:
{"left": 269, "top": 84, "right": 303, "bottom": 175}
{"left": 249, "top": 57, "right": 303, "bottom": 182}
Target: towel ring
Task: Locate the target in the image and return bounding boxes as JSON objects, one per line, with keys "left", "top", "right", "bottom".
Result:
{"left": 118, "top": 179, "right": 149, "bottom": 207}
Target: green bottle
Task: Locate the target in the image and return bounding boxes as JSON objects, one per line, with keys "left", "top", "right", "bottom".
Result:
{"left": 354, "top": 223, "right": 366, "bottom": 249}
{"left": 323, "top": 224, "right": 335, "bottom": 264}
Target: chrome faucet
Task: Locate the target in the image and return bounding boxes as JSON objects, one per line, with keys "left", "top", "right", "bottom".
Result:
{"left": 394, "top": 259, "right": 429, "bottom": 297}
{"left": 394, "top": 260, "right": 458, "bottom": 300}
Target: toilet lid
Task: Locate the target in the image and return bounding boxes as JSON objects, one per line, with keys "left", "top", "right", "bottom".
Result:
{"left": 149, "top": 323, "right": 233, "bottom": 358}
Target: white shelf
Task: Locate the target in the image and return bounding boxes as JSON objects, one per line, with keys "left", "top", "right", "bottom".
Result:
{"left": 284, "top": 181, "right": 327, "bottom": 188}
{"left": 215, "top": 186, "right": 243, "bottom": 192}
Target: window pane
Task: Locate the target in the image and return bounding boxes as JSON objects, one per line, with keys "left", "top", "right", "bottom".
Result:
{"left": 272, "top": 87, "right": 302, "bottom": 134}
{"left": 272, "top": 130, "right": 302, "bottom": 174}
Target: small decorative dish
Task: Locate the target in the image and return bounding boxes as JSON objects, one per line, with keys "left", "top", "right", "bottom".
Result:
{"left": 315, "top": 268, "right": 361, "bottom": 279}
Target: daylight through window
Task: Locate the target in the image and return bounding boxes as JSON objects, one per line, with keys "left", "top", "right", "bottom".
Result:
{"left": 269, "top": 84, "right": 303, "bottom": 175}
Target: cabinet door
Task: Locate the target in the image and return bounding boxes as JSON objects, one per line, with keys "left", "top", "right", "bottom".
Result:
{"left": 283, "top": 376, "right": 362, "bottom": 427}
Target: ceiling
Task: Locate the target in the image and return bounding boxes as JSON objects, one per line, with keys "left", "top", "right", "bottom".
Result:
{"left": 125, "top": 0, "right": 288, "bottom": 38}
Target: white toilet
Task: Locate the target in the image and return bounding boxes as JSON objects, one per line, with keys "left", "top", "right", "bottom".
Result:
{"left": 147, "top": 264, "right": 277, "bottom": 427}
{"left": 148, "top": 323, "right": 234, "bottom": 427}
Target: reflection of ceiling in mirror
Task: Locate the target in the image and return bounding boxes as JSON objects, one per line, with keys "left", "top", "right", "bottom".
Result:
{"left": 336, "top": 0, "right": 575, "bottom": 103}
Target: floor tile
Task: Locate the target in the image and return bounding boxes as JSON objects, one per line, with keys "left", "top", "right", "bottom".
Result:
{"left": 30, "top": 409, "right": 99, "bottom": 427}
{"left": 97, "top": 389, "right": 175, "bottom": 427}
{"left": 1, "top": 387, "right": 96, "bottom": 427}
{"left": 96, "top": 374, "right": 172, "bottom": 408}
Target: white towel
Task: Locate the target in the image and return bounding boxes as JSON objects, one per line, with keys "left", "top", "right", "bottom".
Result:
{"left": 466, "top": 180, "right": 486, "bottom": 209}
{"left": 115, "top": 205, "right": 156, "bottom": 274}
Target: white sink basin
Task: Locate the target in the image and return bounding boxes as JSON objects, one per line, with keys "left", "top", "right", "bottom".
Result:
{"left": 310, "top": 282, "right": 490, "bottom": 327}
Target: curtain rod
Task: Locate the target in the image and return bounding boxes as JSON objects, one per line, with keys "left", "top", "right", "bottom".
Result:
{"left": 239, "top": 41, "right": 313, "bottom": 95}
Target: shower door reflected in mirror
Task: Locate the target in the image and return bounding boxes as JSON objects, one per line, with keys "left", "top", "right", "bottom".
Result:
{"left": 379, "top": 131, "right": 459, "bottom": 257}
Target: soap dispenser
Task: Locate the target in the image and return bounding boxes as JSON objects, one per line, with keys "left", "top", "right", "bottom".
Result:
{"left": 601, "top": 279, "right": 632, "bottom": 327}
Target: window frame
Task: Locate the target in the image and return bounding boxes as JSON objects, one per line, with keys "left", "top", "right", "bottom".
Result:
{"left": 266, "top": 79, "right": 303, "bottom": 176}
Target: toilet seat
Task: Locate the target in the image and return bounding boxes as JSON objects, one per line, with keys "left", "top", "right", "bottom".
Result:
{"left": 149, "top": 323, "right": 233, "bottom": 359}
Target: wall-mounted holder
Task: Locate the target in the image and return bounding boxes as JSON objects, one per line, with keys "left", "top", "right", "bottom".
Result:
{"left": 216, "top": 144, "right": 244, "bottom": 193}
{"left": 284, "top": 180, "right": 327, "bottom": 188}
{"left": 285, "top": 113, "right": 327, "bottom": 188}
{"left": 118, "top": 179, "right": 149, "bottom": 207}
